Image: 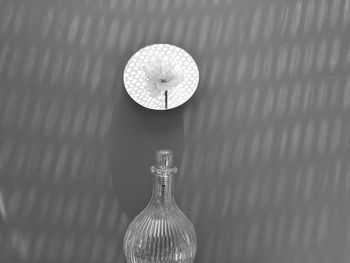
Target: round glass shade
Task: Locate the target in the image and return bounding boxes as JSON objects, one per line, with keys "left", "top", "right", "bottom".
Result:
{"left": 123, "top": 43, "right": 199, "bottom": 110}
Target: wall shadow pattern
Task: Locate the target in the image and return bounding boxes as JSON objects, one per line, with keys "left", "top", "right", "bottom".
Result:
{"left": 0, "top": 0, "right": 350, "bottom": 262}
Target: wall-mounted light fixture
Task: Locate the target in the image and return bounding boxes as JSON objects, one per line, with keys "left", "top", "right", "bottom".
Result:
{"left": 123, "top": 44, "right": 199, "bottom": 110}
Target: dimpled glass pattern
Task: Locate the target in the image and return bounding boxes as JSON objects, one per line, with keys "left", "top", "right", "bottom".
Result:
{"left": 123, "top": 44, "right": 199, "bottom": 110}
{"left": 123, "top": 150, "right": 197, "bottom": 263}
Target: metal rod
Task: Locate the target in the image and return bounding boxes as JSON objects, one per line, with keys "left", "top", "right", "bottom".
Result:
{"left": 165, "top": 90, "right": 168, "bottom": 109}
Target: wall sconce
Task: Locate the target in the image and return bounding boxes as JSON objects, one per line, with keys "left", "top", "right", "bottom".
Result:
{"left": 123, "top": 43, "right": 199, "bottom": 110}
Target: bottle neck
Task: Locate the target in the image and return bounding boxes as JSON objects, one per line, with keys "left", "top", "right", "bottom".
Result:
{"left": 151, "top": 173, "right": 175, "bottom": 205}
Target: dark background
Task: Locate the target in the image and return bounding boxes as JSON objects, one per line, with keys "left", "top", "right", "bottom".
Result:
{"left": 1, "top": 0, "right": 350, "bottom": 262}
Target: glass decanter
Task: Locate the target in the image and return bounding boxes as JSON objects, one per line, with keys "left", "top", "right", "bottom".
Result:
{"left": 123, "top": 150, "right": 197, "bottom": 263}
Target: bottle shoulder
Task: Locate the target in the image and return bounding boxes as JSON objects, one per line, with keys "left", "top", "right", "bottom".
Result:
{"left": 128, "top": 202, "right": 183, "bottom": 222}
{"left": 125, "top": 203, "right": 196, "bottom": 236}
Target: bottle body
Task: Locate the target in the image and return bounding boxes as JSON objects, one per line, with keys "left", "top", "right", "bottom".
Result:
{"left": 123, "top": 150, "right": 197, "bottom": 263}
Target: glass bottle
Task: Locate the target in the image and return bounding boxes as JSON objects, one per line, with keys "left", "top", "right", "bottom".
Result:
{"left": 123, "top": 150, "right": 197, "bottom": 263}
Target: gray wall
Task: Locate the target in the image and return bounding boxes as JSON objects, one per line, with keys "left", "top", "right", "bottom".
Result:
{"left": 1, "top": 0, "right": 350, "bottom": 262}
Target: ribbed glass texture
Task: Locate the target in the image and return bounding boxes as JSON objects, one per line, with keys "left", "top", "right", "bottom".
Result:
{"left": 123, "top": 150, "right": 197, "bottom": 263}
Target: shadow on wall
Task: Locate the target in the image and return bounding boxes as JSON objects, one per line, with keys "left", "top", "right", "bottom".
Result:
{"left": 0, "top": 192, "right": 31, "bottom": 261}
{"left": 110, "top": 88, "right": 184, "bottom": 219}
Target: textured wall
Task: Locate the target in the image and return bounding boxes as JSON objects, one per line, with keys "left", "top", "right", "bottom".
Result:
{"left": 1, "top": 0, "right": 350, "bottom": 262}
